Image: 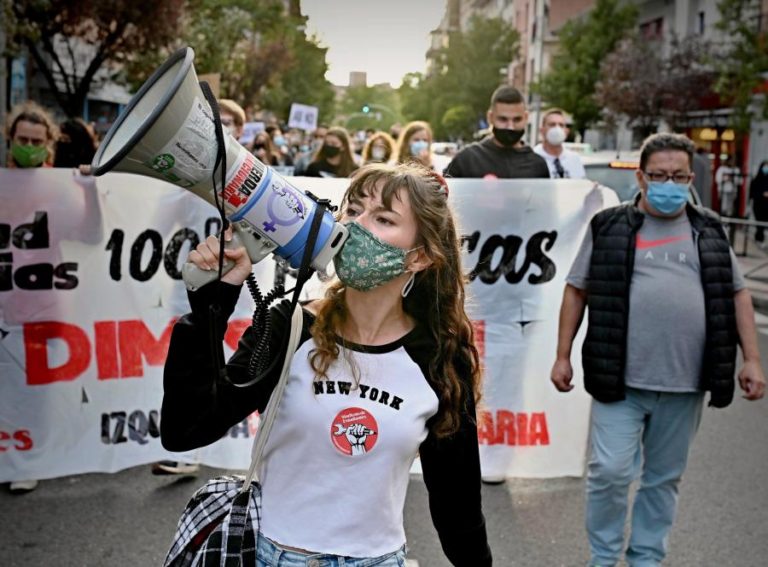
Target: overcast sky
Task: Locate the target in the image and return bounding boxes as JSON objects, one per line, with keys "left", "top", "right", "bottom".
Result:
{"left": 302, "top": 0, "right": 446, "bottom": 87}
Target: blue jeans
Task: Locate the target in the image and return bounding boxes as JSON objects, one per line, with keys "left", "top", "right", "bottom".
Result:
{"left": 256, "top": 533, "right": 407, "bottom": 567}
{"left": 586, "top": 387, "right": 704, "bottom": 567}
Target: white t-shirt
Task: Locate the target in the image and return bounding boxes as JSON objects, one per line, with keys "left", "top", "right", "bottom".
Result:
{"left": 258, "top": 329, "right": 439, "bottom": 557}
{"left": 533, "top": 144, "right": 586, "bottom": 179}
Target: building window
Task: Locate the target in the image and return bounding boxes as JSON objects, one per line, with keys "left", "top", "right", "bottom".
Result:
{"left": 640, "top": 17, "right": 664, "bottom": 41}
{"left": 698, "top": 11, "right": 705, "bottom": 35}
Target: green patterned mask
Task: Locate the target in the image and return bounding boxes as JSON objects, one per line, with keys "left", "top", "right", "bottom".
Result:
{"left": 333, "top": 222, "right": 420, "bottom": 292}
{"left": 11, "top": 143, "right": 48, "bottom": 168}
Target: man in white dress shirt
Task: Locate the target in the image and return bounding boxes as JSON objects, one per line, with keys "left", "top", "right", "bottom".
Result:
{"left": 534, "top": 108, "right": 586, "bottom": 179}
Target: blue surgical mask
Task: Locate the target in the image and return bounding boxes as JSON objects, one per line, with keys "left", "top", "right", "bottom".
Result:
{"left": 762, "top": 165, "right": 768, "bottom": 175}
{"left": 410, "top": 140, "right": 429, "bottom": 156}
{"left": 273, "top": 135, "right": 286, "bottom": 147}
{"left": 646, "top": 181, "right": 689, "bottom": 214}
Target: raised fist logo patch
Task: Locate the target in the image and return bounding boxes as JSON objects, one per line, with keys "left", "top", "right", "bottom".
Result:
{"left": 331, "top": 407, "right": 378, "bottom": 456}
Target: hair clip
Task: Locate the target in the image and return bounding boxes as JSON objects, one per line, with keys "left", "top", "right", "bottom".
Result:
{"left": 426, "top": 170, "right": 449, "bottom": 197}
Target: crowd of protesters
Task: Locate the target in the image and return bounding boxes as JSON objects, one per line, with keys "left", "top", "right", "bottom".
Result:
{"left": 3, "top": 88, "right": 768, "bottom": 567}
{"left": 6, "top": 93, "right": 761, "bottom": 212}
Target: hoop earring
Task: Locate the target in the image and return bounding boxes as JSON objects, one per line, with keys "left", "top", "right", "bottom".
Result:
{"left": 401, "top": 272, "right": 416, "bottom": 297}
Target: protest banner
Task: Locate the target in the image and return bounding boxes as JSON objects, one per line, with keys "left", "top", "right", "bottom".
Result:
{"left": 0, "top": 169, "right": 617, "bottom": 481}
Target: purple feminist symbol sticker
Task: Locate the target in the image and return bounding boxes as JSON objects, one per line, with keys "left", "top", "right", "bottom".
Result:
{"left": 262, "top": 182, "right": 307, "bottom": 233}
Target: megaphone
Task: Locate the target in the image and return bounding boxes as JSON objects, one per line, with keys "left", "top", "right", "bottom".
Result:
{"left": 91, "top": 47, "right": 347, "bottom": 290}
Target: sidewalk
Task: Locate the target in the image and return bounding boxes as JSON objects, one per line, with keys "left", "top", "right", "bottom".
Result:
{"left": 734, "top": 230, "right": 768, "bottom": 313}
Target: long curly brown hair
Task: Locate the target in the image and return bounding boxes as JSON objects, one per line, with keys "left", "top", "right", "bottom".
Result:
{"left": 309, "top": 163, "right": 482, "bottom": 438}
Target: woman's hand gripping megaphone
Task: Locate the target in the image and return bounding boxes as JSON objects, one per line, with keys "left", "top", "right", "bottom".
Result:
{"left": 188, "top": 227, "right": 252, "bottom": 287}
{"left": 182, "top": 223, "right": 278, "bottom": 291}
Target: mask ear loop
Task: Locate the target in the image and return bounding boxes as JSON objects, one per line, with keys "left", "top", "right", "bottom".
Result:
{"left": 401, "top": 271, "right": 416, "bottom": 297}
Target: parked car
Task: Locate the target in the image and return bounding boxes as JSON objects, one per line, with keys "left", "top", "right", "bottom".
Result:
{"left": 582, "top": 151, "right": 641, "bottom": 202}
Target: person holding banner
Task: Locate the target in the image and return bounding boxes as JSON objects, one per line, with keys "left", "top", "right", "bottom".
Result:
{"left": 443, "top": 86, "right": 549, "bottom": 180}
{"left": 161, "top": 163, "right": 492, "bottom": 566}
{"left": 551, "top": 132, "right": 765, "bottom": 567}
{"left": 5, "top": 101, "right": 59, "bottom": 169}
{"left": 5, "top": 102, "right": 59, "bottom": 494}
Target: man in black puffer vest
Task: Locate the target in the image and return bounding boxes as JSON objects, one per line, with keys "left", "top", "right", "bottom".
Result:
{"left": 550, "top": 133, "right": 765, "bottom": 567}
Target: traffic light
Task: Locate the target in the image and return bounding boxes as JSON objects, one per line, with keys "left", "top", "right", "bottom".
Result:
{"left": 361, "top": 104, "right": 371, "bottom": 114}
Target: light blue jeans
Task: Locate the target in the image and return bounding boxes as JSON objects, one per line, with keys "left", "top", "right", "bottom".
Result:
{"left": 256, "top": 534, "right": 407, "bottom": 567}
{"left": 586, "top": 387, "right": 704, "bottom": 567}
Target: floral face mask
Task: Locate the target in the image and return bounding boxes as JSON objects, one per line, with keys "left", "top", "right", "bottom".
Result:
{"left": 333, "top": 222, "right": 420, "bottom": 292}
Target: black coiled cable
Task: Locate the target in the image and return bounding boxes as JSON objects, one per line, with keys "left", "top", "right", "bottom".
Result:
{"left": 244, "top": 274, "right": 285, "bottom": 381}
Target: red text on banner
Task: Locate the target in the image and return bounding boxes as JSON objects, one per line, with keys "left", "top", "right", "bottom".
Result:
{"left": 478, "top": 410, "right": 550, "bottom": 446}
{"left": 23, "top": 318, "right": 251, "bottom": 384}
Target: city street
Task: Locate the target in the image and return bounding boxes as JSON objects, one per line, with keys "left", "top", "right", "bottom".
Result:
{"left": 2, "top": 0, "right": 767, "bottom": 565}
{"left": 3, "top": 329, "right": 767, "bottom": 566}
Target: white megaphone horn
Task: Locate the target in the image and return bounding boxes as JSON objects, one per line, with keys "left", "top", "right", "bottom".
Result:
{"left": 91, "top": 47, "right": 348, "bottom": 291}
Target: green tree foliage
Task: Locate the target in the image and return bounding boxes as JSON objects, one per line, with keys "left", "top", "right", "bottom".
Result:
{"left": 535, "top": 0, "right": 637, "bottom": 134}
{"left": 398, "top": 16, "right": 519, "bottom": 140}
{"left": 338, "top": 85, "right": 402, "bottom": 131}
{"left": 397, "top": 72, "right": 433, "bottom": 124}
{"left": 441, "top": 104, "right": 475, "bottom": 140}
{"left": 122, "top": 0, "right": 335, "bottom": 125}
{"left": 259, "top": 29, "right": 336, "bottom": 126}
{"left": 175, "top": 0, "right": 285, "bottom": 104}
{"left": 5, "top": 0, "right": 184, "bottom": 117}
{"left": 714, "top": 0, "right": 768, "bottom": 133}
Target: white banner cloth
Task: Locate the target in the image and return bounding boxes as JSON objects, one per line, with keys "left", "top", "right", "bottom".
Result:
{"left": 0, "top": 169, "right": 617, "bottom": 482}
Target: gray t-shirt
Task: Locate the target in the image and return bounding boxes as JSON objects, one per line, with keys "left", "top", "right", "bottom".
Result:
{"left": 567, "top": 213, "right": 745, "bottom": 392}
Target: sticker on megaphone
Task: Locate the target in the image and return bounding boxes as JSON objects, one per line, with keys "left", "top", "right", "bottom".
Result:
{"left": 89, "top": 46, "right": 348, "bottom": 290}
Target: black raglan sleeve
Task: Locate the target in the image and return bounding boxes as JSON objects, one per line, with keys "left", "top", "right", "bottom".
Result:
{"left": 160, "top": 282, "right": 294, "bottom": 452}
{"left": 419, "top": 378, "right": 492, "bottom": 566}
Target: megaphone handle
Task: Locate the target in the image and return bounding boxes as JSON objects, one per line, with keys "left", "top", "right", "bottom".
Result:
{"left": 182, "top": 224, "right": 279, "bottom": 291}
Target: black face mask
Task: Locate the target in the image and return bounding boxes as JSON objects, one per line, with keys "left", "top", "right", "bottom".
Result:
{"left": 323, "top": 145, "right": 341, "bottom": 158}
{"left": 492, "top": 127, "right": 525, "bottom": 148}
